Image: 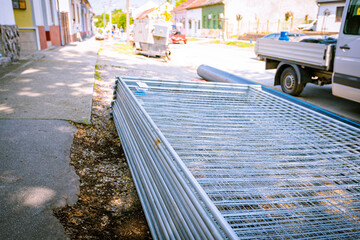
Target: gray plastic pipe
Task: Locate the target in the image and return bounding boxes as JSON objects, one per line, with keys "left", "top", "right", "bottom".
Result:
{"left": 197, "top": 64, "right": 258, "bottom": 85}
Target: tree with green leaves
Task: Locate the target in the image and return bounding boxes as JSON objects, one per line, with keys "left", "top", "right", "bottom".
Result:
{"left": 94, "top": 13, "right": 109, "bottom": 28}
{"left": 176, "top": 0, "right": 187, "bottom": 7}
{"left": 111, "top": 9, "right": 134, "bottom": 30}
{"left": 94, "top": 9, "right": 133, "bottom": 30}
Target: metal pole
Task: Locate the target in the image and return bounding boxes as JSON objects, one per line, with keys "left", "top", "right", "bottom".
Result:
{"left": 103, "top": 7, "right": 106, "bottom": 28}
{"left": 126, "top": 0, "right": 130, "bottom": 44}
{"left": 223, "top": 0, "right": 227, "bottom": 41}
{"left": 56, "top": 0, "right": 64, "bottom": 46}
{"left": 109, "top": 0, "right": 112, "bottom": 25}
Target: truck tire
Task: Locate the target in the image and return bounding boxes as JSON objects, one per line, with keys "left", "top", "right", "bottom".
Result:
{"left": 280, "top": 67, "right": 305, "bottom": 96}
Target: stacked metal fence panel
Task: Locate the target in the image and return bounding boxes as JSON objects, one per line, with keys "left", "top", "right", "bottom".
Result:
{"left": 112, "top": 76, "right": 360, "bottom": 239}
{"left": 111, "top": 77, "right": 238, "bottom": 240}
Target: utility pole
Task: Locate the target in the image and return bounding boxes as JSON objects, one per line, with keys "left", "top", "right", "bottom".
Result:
{"left": 103, "top": 12, "right": 106, "bottom": 28}
{"left": 103, "top": 4, "right": 106, "bottom": 28}
{"left": 223, "top": 0, "right": 227, "bottom": 41}
{"left": 126, "top": 0, "right": 130, "bottom": 44}
{"left": 109, "top": 0, "right": 112, "bottom": 25}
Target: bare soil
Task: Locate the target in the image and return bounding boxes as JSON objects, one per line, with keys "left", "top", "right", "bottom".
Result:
{"left": 53, "top": 49, "right": 154, "bottom": 239}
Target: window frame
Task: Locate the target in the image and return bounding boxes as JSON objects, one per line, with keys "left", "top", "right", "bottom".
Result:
{"left": 343, "top": 0, "right": 360, "bottom": 35}
{"left": 336, "top": 6, "right": 344, "bottom": 22}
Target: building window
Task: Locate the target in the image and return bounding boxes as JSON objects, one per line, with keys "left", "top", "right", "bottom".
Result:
{"left": 336, "top": 6, "right": 344, "bottom": 22}
{"left": 203, "top": 16, "right": 206, "bottom": 28}
{"left": 198, "top": 21, "right": 201, "bottom": 29}
{"left": 49, "top": 0, "right": 55, "bottom": 25}
{"left": 72, "top": 3, "right": 75, "bottom": 23}
{"left": 12, "top": 0, "right": 26, "bottom": 10}
{"left": 77, "top": 5, "right": 80, "bottom": 23}
{"left": 213, "top": 15, "right": 217, "bottom": 29}
{"left": 189, "top": 20, "right": 192, "bottom": 29}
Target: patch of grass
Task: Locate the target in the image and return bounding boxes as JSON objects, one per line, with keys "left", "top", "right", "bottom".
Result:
{"left": 94, "top": 64, "right": 102, "bottom": 80}
{"left": 122, "top": 176, "right": 132, "bottom": 182}
{"left": 187, "top": 38, "right": 202, "bottom": 41}
{"left": 112, "top": 43, "right": 133, "bottom": 55}
{"left": 94, "top": 69, "right": 101, "bottom": 80}
{"left": 97, "top": 48, "right": 104, "bottom": 55}
{"left": 210, "top": 40, "right": 254, "bottom": 48}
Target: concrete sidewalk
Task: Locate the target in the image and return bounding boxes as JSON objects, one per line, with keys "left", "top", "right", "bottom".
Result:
{"left": 0, "top": 39, "right": 99, "bottom": 239}
{"left": 0, "top": 39, "right": 99, "bottom": 123}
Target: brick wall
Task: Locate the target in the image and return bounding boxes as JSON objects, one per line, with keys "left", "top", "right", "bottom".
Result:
{"left": 38, "top": 26, "right": 47, "bottom": 50}
{"left": 50, "top": 25, "right": 61, "bottom": 46}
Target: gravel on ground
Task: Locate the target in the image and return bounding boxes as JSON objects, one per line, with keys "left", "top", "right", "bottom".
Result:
{"left": 53, "top": 43, "right": 156, "bottom": 239}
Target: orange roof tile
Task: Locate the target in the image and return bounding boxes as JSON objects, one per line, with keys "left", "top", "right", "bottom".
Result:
{"left": 172, "top": 0, "right": 198, "bottom": 13}
{"left": 185, "top": 0, "right": 208, "bottom": 10}
{"left": 137, "top": 7, "right": 156, "bottom": 19}
{"left": 200, "top": 0, "right": 224, "bottom": 7}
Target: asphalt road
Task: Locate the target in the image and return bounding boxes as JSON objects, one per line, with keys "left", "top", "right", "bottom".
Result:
{"left": 167, "top": 40, "right": 360, "bottom": 124}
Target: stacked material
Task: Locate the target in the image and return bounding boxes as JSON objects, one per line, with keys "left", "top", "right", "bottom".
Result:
{"left": 112, "top": 76, "right": 360, "bottom": 239}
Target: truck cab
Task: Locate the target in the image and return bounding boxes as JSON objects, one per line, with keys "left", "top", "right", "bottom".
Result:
{"left": 332, "top": 0, "right": 360, "bottom": 102}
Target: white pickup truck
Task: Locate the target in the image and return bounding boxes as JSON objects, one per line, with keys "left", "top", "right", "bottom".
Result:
{"left": 257, "top": 0, "right": 360, "bottom": 103}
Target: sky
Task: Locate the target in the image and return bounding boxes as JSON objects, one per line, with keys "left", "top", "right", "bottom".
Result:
{"left": 88, "top": 0, "right": 174, "bottom": 15}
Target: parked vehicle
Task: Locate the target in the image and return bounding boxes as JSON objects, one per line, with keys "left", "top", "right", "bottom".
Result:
{"left": 95, "top": 33, "right": 105, "bottom": 41}
{"left": 297, "top": 19, "right": 317, "bottom": 31}
{"left": 170, "top": 30, "right": 187, "bottom": 44}
{"left": 262, "top": 32, "right": 307, "bottom": 39}
{"left": 256, "top": 0, "right": 360, "bottom": 103}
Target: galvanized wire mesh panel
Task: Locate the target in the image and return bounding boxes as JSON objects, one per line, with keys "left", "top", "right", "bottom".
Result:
{"left": 120, "top": 77, "right": 360, "bottom": 239}
{"left": 112, "top": 77, "right": 238, "bottom": 240}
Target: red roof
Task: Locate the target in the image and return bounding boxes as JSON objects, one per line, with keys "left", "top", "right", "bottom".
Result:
{"left": 172, "top": 0, "right": 198, "bottom": 13}
{"left": 137, "top": 7, "right": 156, "bottom": 19}
{"left": 200, "top": 0, "right": 224, "bottom": 7}
{"left": 186, "top": 0, "right": 208, "bottom": 10}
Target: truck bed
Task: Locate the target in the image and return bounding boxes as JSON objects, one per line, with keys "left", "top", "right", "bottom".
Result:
{"left": 257, "top": 38, "right": 335, "bottom": 71}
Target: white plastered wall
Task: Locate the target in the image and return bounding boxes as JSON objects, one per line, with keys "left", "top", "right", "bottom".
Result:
{"left": 316, "top": 2, "right": 345, "bottom": 32}
{"left": 32, "top": 0, "right": 44, "bottom": 26}
{"left": 186, "top": 8, "right": 202, "bottom": 37}
{"left": 0, "top": 0, "right": 16, "bottom": 25}
{"left": 226, "top": 0, "right": 318, "bottom": 35}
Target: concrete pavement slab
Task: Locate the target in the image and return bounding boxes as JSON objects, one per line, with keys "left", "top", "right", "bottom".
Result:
{"left": 28, "top": 40, "right": 99, "bottom": 65}
{"left": 0, "top": 39, "right": 99, "bottom": 239}
{"left": 0, "top": 59, "right": 94, "bottom": 122}
{"left": 0, "top": 119, "right": 78, "bottom": 240}
{"left": 0, "top": 39, "right": 99, "bottom": 123}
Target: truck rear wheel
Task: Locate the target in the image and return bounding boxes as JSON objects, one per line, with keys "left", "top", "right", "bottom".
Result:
{"left": 280, "top": 67, "right": 305, "bottom": 96}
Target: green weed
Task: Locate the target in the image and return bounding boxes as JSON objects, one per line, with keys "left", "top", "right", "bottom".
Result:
{"left": 112, "top": 43, "right": 133, "bottom": 55}
{"left": 210, "top": 40, "right": 254, "bottom": 48}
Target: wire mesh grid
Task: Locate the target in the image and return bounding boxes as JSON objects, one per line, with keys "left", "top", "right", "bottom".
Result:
{"left": 123, "top": 77, "right": 360, "bottom": 239}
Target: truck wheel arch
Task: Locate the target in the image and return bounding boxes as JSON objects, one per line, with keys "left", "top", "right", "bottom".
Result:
{"left": 274, "top": 63, "right": 310, "bottom": 86}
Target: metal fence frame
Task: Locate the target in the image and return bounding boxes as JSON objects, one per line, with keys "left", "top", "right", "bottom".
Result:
{"left": 111, "top": 76, "right": 360, "bottom": 239}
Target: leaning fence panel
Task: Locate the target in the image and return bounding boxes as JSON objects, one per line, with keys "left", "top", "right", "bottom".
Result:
{"left": 111, "top": 76, "right": 360, "bottom": 239}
